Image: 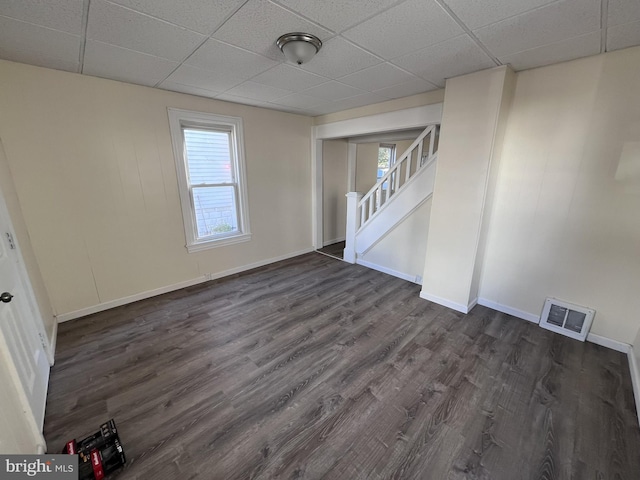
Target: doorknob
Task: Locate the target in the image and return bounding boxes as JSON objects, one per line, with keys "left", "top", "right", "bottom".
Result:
{"left": 0, "top": 292, "right": 13, "bottom": 303}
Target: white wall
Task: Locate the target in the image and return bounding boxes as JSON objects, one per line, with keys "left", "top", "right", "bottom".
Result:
{"left": 322, "top": 139, "right": 348, "bottom": 244}
{"left": 360, "top": 199, "right": 431, "bottom": 283}
{"left": 421, "top": 66, "right": 514, "bottom": 312}
{"left": 0, "top": 60, "right": 313, "bottom": 318}
{"left": 479, "top": 47, "right": 640, "bottom": 343}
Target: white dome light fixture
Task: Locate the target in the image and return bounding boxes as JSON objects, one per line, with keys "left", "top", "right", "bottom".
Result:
{"left": 276, "top": 33, "right": 322, "bottom": 65}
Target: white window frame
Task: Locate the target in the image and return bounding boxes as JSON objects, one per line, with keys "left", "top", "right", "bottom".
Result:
{"left": 377, "top": 143, "right": 396, "bottom": 182}
{"left": 168, "top": 108, "right": 251, "bottom": 253}
{"left": 380, "top": 143, "right": 396, "bottom": 166}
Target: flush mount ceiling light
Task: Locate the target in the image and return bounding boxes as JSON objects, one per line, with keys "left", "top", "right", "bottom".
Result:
{"left": 276, "top": 33, "right": 322, "bottom": 65}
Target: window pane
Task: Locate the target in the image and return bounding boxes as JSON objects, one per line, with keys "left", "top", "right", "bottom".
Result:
{"left": 184, "top": 128, "right": 232, "bottom": 184}
{"left": 192, "top": 186, "right": 238, "bottom": 238}
{"left": 377, "top": 145, "right": 395, "bottom": 182}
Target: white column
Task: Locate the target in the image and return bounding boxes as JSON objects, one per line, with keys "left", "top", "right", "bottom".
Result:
{"left": 312, "top": 138, "right": 323, "bottom": 249}
{"left": 344, "top": 192, "right": 362, "bottom": 264}
{"left": 421, "top": 66, "right": 515, "bottom": 313}
{"left": 347, "top": 142, "right": 357, "bottom": 192}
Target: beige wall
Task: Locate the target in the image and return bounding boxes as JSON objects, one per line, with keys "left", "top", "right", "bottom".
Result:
{"left": 322, "top": 139, "right": 348, "bottom": 244}
{"left": 355, "top": 143, "right": 379, "bottom": 195}
{"left": 479, "top": 47, "right": 640, "bottom": 343}
{"left": 394, "top": 139, "right": 414, "bottom": 160}
{"left": 355, "top": 139, "right": 416, "bottom": 196}
{"left": 314, "top": 90, "right": 444, "bottom": 125}
{"left": 422, "top": 66, "right": 514, "bottom": 310}
{"left": 0, "top": 60, "right": 313, "bottom": 317}
{"left": 0, "top": 138, "right": 55, "bottom": 340}
{"left": 361, "top": 199, "right": 431, "bottom": 282}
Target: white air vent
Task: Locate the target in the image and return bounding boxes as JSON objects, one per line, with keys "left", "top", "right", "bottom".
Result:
{"left": 539, "top": 297, "right": 595, "bottom": 342}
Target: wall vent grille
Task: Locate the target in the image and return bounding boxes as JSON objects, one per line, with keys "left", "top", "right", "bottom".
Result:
{"left": 539, "top": 297, "right": 595, "bottom": 342}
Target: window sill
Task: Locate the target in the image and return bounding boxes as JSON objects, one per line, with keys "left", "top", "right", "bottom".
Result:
{"left": 186, "top": 233, "right": 252, "bottom": 253}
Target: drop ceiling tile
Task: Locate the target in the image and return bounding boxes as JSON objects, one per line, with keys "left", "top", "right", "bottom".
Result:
{"left": 107, "top": 0, "right": 246, "bottom": 34}
{"left": 0, "top": 0, "right": 85, "bottom": 34}
{"left": 441, "top": 0, "right": 557, "bottom": 30}
{"left": 342, "top": 0, "right": 463, "bottom": 59}
{"left": 215, "top": 93, "right": 274, "bottom": 109}
{"left": 0, "top": 16, "right": 80, "bottom": 72}
{"left": 251, "top": 64, "right": 328, "bottom": 92}
{"left": 185, "top": 38, "right": 278, "bottom": 77}
{"left": 264, "top": 103, "right": 308, "bottom": 115}
{"left": 159, "top": 81, "right": 221, "bottom": 98}
{"left": 338, "top": 62, "right": 416, "bottom": 92}
{"left": 87, "top": 0, "right": 206, "bottom": 61}
{"left": 299, "top": 37, "right": 382, "bottom": 78}
{"left": 269, "top": 93, "right": 323, "bottom": 109}
{"left": 500, "top": 31, "right": 601, "bottom": 71}
{"left": 212, "top": 0, "right": 333, "bottom": 60}
{"left": 373, "top": 77, "right": 439, "bottom": 99}
{"left": 608, "top": 0, "right": 640, "bottom": 27}
{"left": 302, "top": 81, "right": 367, "bottom": 100}
{"left": 607, "top": 20, "right": 640, "bottom": 51}
{"left": 83, "top": 40, "right": 179, "bottom": 87}
{"left": 223, "top": 81, "right": 294, "bottom": 102}
{"left": 393, "top": 35, "right": 495, "bottom": 87}
{"left": 164, "top": 64, "right": 249, "bottom": 92}
{"left": 272, "top": 0, "right": 400, "bottom": 33}
{"left": 474, "top": 0, "right": 601, "bottom": 58}
{"left": 307, "top": 92, "right": 389, "bottom": 115}
{"left": 267, "top": 106, "right": 308, "bottom": 116}
{"left": 331, "top": 92, "right": 390, "bottom": 109}
{"left": 306, "top": 103, "right": 343, "bottom": 116}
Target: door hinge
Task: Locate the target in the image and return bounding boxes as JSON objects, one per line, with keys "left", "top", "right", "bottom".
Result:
{"left": 5, "top": 232, "right": 15, "bottom": 249}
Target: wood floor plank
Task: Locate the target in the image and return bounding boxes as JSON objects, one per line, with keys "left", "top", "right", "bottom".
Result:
{"left": 43, "top": 253, "right": 640, "bottom": 479}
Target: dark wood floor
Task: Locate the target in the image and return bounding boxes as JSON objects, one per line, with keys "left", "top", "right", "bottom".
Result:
{"left": 316, "top": 241, "right": 345, "bottom": 260}
{"left": 44, "top": 253, "right": 640, "bottom": 479}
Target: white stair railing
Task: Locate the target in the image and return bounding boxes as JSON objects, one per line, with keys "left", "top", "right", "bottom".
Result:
{"left": 359, "top": 124, "right": 439, "bottom": 228}
{"left": 344, "top": 124, "right": 440, "bottom": 263}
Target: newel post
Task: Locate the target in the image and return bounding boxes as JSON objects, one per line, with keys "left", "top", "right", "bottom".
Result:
{"left": 344, "top": 192, "right": 362, "bottom": 264}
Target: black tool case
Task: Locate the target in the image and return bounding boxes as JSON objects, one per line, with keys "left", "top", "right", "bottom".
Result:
{"left": 62, "top": 419, "right": 126, "bottom": 479}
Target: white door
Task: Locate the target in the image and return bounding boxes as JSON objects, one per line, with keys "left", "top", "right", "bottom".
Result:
{"left": 0, "top": 342, "right": 46, "bottom": 453}
{"left": 0, "top": 176, "right": 50, "bottom": 436}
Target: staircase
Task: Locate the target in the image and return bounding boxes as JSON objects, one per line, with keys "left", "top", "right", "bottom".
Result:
{"left": 344, "top": 124, "right": 440, "bottom": 263}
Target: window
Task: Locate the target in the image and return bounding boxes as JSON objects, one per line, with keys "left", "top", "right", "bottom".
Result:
{"left": 168, "top": 108, "right": 250, "bottom": 252}
{"left": 377, "top": 143, "right": 396, "bottom": 182}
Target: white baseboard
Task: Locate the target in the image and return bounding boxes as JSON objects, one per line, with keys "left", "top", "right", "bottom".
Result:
{"left": 467, "top": 297, "right": 478, "bottom": 312}
{"left": 56, "top": 248, "right": 314, "bottom": 323}
{"left": 586, "top": 332, "right": 630, "bottom": 354}
{"left": 627, "top": 348, "right": 640, "bottom": 427}
{"left": 48, "top": 318, "right": 58, "bottom": 365}
{"left": 56, "top": 276, "right": 209, "bottom": 322}
{"left": 477, "top": 298, "right": 631, "bottom": 354}
{"left": 356, "top": 259, "right": 418, "bottom": 284}
{"left": 323, "top": 237, "right": 345, "bottom": 246}
{"left": 477, "top": 298, "right": 540, "bottom": 323}
{"left": 419, "top": 291, "right": 472, "bottom": 314}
